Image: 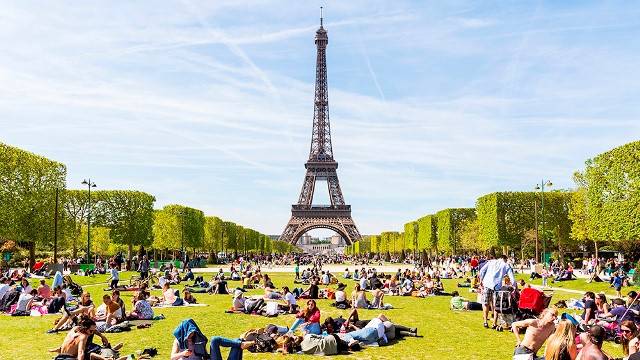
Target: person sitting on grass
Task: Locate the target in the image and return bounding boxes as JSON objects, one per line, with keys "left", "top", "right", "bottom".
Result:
{"left": 111, "top": 290, "right": 125, "bottom": 321}
{"left": 13, "top": 289, "right": 38, "bottom": 316}
{"left": 581, "top": 292, "right": 598, "bottom": 325}
{"left": 400, "top": 276, "right": 414, "bottom": 296}
{"left": 289, "top": 299, "right": 321, "bottom": 335}
{"left": 297, "top": 277, "right": 319, "bottom": 300}
{"left": 94, "top": 294, "right": 121, "bottom": 327}
{"left": 127, "top": 291, "right": 154, "bottom": 320}
{"left": 597, "top": 298, "right": 632, "bottom": 331}
{"left": 620, "top": 320, "right": 639, "bottom": 359}
{"left": 369, "top": 283, "right": 386, "bottom": 309}
{"left": 37, "top": 279, "right": 51, "bottom": 301}
{"left": 344, "top": 268, "right": 351, "bottom": 279}
{"left": 48, "top": 292, "right": 95, "bottom": 333}
{"left": 449, "top": 291, "right": 482, "bottom": 311}
{"left": 280, "top": 286, "right": 298, "bottom": 313}
{"left": 543, "top": 319, "right": 577, "bottom": 360}
{"left": 594, "top": 293, "right": 610, "bottom": 318}
{"left": 351, "top": 283, "right": 369, "bottom": 309}
{"left": 49, "top": 314, "right": 126, "bottom": 360}
{"left": 511, "top": 307, "right": 558, "bottom": 358}
{"left": 576, "top": 325, "right": 608, "bottom": 360}
{"left": 332, "top": 283, "right": 349, "bottom": 309}
{"left": 183, "top": 289, "right": 197, "bottom": 304}
{"left": 232, "top": 289, "right": 245, "bottom": 312}
{"left": 170, "top": 319, "right": 208, "bottom": 360}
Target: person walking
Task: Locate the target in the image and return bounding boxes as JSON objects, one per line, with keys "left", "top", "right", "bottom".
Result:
{"left": 138, "top": 255, "right": 150, "bottom": 280}
{"left": 478, "top": 254, "right": 516, "bottom": 328}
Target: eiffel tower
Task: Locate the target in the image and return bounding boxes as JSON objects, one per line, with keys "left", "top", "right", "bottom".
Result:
{"left": 279, "top": 10, "right": 362, "bottom": 245}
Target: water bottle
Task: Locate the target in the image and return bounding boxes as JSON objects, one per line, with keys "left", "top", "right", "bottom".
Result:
{"left": 339, "top": 323, "right": 346, "bottom": 334}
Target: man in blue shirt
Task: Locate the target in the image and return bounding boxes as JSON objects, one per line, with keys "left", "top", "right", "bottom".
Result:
{"left": 478, "top": 255, "right": 515, "bottom": 328}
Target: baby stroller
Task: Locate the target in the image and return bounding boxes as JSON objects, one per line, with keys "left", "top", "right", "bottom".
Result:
{"left": 517, "top": 287, "right": 553, "bottom": 320}
{"left": 493, "top": 289, "right": 516, "bottom": 331}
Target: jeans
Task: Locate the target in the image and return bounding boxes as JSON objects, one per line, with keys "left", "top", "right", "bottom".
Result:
{"left": 341, "top": 327, "right": 379, "bottom": 344}
{"left": 210, "top": 336, "right": 243, "bottom": 360}
{"left": 290, "top": 318, "right": 322, "bottom": 335}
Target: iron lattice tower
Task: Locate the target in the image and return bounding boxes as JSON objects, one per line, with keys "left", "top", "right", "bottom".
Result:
{"left": 279, "top": 12, "right": 362, "bottom": 245}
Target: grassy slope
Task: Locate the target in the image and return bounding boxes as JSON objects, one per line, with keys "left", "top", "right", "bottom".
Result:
{"left": 0, "top": 272, "right": 626, "bottom": 359}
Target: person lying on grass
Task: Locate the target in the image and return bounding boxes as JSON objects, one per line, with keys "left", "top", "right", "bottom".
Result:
{"left": 49, "top": 314, "right": 126, "bottom": 360}
{"left": 322, "top": 309, "right": 418, "bottom": 339}
{"left": 171, "top": 318, "right": 254, "bottom": 360}
{"left": 511, "top": 307, "right": 558, "bottom": 358}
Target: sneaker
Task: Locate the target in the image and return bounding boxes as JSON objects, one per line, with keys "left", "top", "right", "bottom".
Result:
{"left": 46, "top": 329, "right": 58, "bottom": 334}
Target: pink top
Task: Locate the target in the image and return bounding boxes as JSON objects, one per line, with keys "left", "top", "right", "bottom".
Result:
{"left": 38, "top": 285, "right": 51, "bottom": 299}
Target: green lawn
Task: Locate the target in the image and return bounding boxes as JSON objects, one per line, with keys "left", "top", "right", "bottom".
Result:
{"left": 0, "top": 272, "right": 626, "bottom": 359}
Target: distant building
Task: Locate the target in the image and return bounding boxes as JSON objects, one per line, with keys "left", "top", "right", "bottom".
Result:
{"left": 296, "top": 233, "right": 346, "bottom": 254}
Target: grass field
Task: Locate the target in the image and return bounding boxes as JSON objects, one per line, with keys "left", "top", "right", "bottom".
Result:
{"left": 0, "top": 271, "right": 627, "bottom": 359}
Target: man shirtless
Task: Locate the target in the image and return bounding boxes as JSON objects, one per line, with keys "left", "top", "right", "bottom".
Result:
{"left": 50, "top": 315, "right": 125, "bottom": 360}
{"left": 511, "top": 307, "right": 558, "bottom": 357}
{"left": 576, "top": 325, "right": 610, "bottom": 360}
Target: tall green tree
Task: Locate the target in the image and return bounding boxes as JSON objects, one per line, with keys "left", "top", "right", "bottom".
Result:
{"left": 96, "top": 190, "right": 155, "bottom": 265}
{"left": 583, "top": 140, "right": 640, "bottom": 243}
{"left": 437, "top": 208, "right": 476, "bottom": 254}
{"left": 0, "top": 143, "right": 67, "bottom": 266}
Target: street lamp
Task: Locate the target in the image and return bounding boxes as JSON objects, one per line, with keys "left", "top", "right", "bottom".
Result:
{"left": 81, "top": 179, "right": 97, "bottom": 264}
{"left": 535, "top": 179, "right": 552, "bottom": 266}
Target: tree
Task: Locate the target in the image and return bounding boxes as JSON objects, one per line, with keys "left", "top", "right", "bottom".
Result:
{"left": 204, "top": 216, "right": 223, "bottom": 260}
{"left": 583, "top": 140, "right": 640, "bottom": 243}
{"left": 569, "top": 172, "right": 598, "bottom": 257}
{"left": 403, "top": 221, "right": 418, "bottom": 254}
{"left": 477, "top": 192, "right": 572, "bottom": 257}
{"left": 417, "top": 215, "right": 438, "bottom": 253}
{"left": 96, "top": 190, "right": 155, "bottom": 266}
{"left": 437, "top": 208, "right": 476, "bottom": 254}
{"left": 0, "top": 143, "right": 67, "bottom": 267}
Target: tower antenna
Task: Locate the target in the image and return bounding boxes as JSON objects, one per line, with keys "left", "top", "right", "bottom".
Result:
{"left": 320, "top": 6, "right": 323, "bottom": 26}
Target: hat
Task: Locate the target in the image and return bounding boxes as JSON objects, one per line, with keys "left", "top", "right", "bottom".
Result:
{"left": 233, "top": 289, "right": 244, "bottom": 298}
{"left": 337, "top": 283, "right": 347, "bottom": 291}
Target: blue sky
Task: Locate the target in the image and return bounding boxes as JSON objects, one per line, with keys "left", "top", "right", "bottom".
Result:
{"left": 1, "top": 1, "right": 639, "bottom": 236}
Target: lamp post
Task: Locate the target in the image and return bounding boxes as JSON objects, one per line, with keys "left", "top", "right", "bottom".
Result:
{"left": 535, "top": 179, "right": 552, "bottom": 267}
{"left": 81, "top": 179, "right": 97, "bottom": 264}
{"left": 179, "top": 210, "right": 185, "bottom": 254}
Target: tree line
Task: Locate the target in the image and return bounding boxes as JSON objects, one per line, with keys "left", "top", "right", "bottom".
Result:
{"left": 0, "top": 142, "right": 297, "bottom": 266}
{"left": 346, "top": 140, "right": 640, "bottom": 262}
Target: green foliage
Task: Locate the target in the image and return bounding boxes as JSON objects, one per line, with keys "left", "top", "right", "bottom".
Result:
{"left": 584, "top": 140, "right": 640, "bottom": 242}
{"left": 0, "top": 143, "right": 67, "bottom": 264}
{"left": 403, "top": 221, "right": 418, "bottom": 251}
{"left": 417, "top": 215, "right": 437, "bottom": 252}
{"left": 437, "top": 208, "right": 476, "bottom": 254}
{"left": 152, "top": 204, "right": 203, "bottom": 251}
{"left": 477, "top": 191, "right": 572, "bottom": 254}
{"left": 95, "top": 190, "right": 155, "bottom": 259}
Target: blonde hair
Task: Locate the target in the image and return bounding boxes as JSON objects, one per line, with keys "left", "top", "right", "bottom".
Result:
{"left": 544, "top": 320, "right": 576, "bottom": 360}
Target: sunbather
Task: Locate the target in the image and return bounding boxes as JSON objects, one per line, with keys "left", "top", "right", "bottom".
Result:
{"left": 49, "top": 314, "right": 126, "bottom": 360}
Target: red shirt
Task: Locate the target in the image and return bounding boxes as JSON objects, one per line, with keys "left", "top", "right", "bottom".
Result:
{"left": 470, "top": 259, "right": 479, "bottom": 268}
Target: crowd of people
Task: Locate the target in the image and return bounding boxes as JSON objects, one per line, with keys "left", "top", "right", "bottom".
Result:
{"left": 3, "top": 250, "right": 640, "bottom": 359}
